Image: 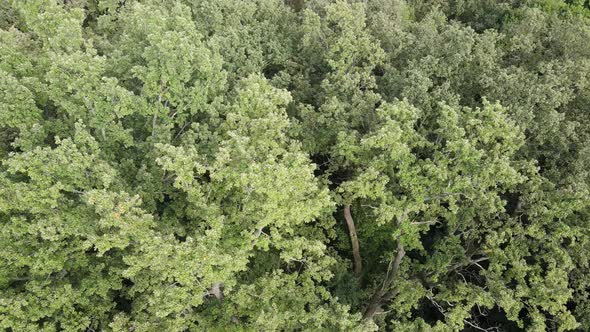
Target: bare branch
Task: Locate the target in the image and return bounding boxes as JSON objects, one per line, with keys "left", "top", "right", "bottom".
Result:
{"left": 209, "top": 282, "right": 224, "bottom": 300}
{"left": 448, "top": 256, "right": 489, "bottom": 273}
{"left": 410, "top": 220, "right": 439, "bottom": 226}
{"left": 203, "top": 282, "right": 224, "bottom": 301}
{"left": 250, "top": 227, "right": 265, "bottom": 245}
{"left": 173, "top": 121, "right": 191, "bottom": 141}
{"left": 463, "top": 318, "right": 499, "bottom": 332}
{"left": 364, "top": 235, "right": 405, "bottom": 320}
{"left": 344, "top": 205, "right": 362, "bottom": 277}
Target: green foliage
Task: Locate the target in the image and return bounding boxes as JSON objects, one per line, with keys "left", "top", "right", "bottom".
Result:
{"left": 1, "top": 0, "right": 589, "bottom": 331}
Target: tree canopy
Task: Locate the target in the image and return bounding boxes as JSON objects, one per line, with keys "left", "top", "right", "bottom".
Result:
{"left": 1, "top": 0, "right": 590, "bottom": 331}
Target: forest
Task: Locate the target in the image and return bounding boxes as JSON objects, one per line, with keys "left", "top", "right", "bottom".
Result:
{"left": 1, "top": 0, "right": 590, "bottom": 331}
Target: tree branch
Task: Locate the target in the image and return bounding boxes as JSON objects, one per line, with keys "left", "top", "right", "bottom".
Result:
{"left": 343, "top": 205, "right": 362, "bottom": 277}
{"left": 363, "top": 234, "right": 405, "bottom": 320}
{"left": 447, "top": 256, "right": 489, "bottom": 274}
{"left": 173, "top": 121, "right": 191, "bottom": 141}
{"left": 250, "top": 227, "right": 265, "bottom": 245}
{"left": 410, "top": 220, "right": 439, "bottom": 226}
{"left": 202, "top": 282, "right": 224, "bottom": 301}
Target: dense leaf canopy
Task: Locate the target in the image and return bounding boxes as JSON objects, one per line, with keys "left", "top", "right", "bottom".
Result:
{"left": 1, "top": 0, "right": 590, "bottom": 331}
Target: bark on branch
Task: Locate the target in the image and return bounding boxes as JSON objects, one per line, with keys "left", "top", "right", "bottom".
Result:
{"left": 203, "top": 282, "right": 224, "bottom": 301}
{"left": 363, "top": 235, "right": 405, "bottom": 320}
{"left": 343, "top": 205, "right": 362, "bottom": 277}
